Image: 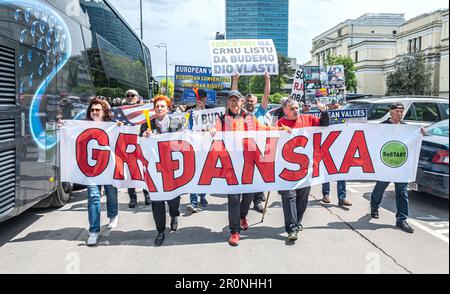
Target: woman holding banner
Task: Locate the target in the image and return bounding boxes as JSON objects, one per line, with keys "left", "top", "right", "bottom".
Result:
{"left": 275, "top": 98, "right": 329, "bottom": 242}
{"left": 84, "top": 97, "right": 120, "bottom": 247}
{"left": 210, "top": 90, "right": 288, "bottom": 247}
{"left": 141, "top": 95, "right": 184, "bottom": 246}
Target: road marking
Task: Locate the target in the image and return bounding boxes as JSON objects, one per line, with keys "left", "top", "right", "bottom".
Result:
{"left": 408, "top": 219, "right": 449, "bottom": 244}
{"left": 347, "top": 187, "right": 359, "bottom": 193}
{"left": 416, "top": 215, "right": 441, "bottom": 221}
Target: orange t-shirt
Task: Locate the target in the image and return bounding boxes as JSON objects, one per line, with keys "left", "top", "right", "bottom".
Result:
{"left": 276, "top": 115, "right": 321, "bottom": 129}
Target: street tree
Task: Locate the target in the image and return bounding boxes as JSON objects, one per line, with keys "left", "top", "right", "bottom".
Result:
{"left": 386, "top": 53, "right": 433, "bottom": 96}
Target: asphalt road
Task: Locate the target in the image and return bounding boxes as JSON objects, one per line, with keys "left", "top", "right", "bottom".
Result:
{"left": 0, "top": 182, "right": 448, "bottom": 274}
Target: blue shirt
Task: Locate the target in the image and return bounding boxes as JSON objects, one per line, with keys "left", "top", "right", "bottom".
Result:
{"left": 253, "top": 106, "right": 268, "bottom": 125}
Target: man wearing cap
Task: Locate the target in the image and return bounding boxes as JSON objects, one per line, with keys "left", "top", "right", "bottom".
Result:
{"left": 210, "top": 90, "right": 287, "bottom": 246}
{"left": 369, "top": 102, "right": 416, "bottom": 233}
{"left": 121, "top": 89, "right": 151, "bottom": 208}
{"left": 231, "top": 73, "right": 271, "bottom": 213}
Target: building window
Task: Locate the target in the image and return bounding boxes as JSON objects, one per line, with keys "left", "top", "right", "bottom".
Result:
{"left": 393, "top": 30, "right": 397, "bottom": 35}
{"left": 355, "top": 51, "right": 358, "bottom": 63}
{"left": 418, "top": 36, "right": 422, "bottom": 51}
{"left": 413, "top": 38, "right": 417, "bottom": 52}
{"left": 408, "top": 40, "right": 412, "bottom": 53}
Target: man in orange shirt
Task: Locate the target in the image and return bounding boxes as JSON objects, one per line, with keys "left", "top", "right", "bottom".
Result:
{"left": 210, "top": 90, "right": 284, "bottom": 246}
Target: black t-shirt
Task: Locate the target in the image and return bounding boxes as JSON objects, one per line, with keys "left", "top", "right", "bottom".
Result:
{"left": 381, "top": 118, "right": 406, "bottom": 124}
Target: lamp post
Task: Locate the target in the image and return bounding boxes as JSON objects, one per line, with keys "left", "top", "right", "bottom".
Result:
{"left": 155, "top": 43, "right": 168, "bottom": 96}
{"left": 139, "top": 0, "right": 143, "bottom": 40}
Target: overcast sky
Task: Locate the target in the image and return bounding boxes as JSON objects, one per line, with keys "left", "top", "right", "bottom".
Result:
{"left": 108, "top": 0, "right": 448, "bottom": 77}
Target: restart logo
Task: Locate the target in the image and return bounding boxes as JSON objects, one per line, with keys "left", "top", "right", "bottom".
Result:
{"left": 381, "top": 141, "right": 408, "bottom": 168}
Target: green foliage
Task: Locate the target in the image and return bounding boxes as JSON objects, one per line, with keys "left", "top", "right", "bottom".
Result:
{"left": 325, "top": 55, "right": 357, "bottom": 93}
{"left": 254, "top": 92, "right": 285, "bottom": 104}
{"left": 386, "top": 53, "right": 433, "bottom": 96}
{"left": 158, "top": 78, "right": 175, "bottom": 97}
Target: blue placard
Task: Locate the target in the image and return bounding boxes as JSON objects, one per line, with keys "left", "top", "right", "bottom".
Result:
{"left": 174, "top": 65, "right": 231, "bottom": 104}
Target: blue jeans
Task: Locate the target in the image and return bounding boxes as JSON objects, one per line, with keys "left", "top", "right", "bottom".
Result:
{"left": 322, "top": 181, "right": 347, "bottom": 200}
{"left": 190, "top": 194, "right": 206, "bottom": 206}
{"left": 370, "top": 181, "right": 409, "bottom": 222}
{"left": 87, "top": 185, "right": 118, "bottom": 233}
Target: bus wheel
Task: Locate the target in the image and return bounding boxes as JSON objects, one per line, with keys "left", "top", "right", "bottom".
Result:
{"left": 50, "top": 182, "right": 73, "bottom": 207}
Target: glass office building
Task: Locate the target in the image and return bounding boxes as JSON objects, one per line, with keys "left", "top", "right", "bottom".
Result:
{"left": 226, "top": 0, "right": 289, "bottom": 56}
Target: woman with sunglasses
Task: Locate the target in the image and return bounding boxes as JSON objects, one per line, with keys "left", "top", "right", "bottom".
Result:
{"left": 275, "top": 98, "right": 329, "bottom": 242}
{"left": 84, "top": 97, "right": 121, "bottom": 246}
{"left": 141, "top": 95, "right": 183, "bottom": 246}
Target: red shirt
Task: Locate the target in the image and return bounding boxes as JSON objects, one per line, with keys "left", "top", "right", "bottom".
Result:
{"left": 276, "top": 114, "right": 321, "bottom": 129}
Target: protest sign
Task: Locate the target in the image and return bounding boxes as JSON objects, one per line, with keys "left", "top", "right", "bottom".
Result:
{"left": 61, "top": 121, "right": 421, "bottom": 201}
{"left": 191, "top": 107, "right": 226, "bottom": 131}
{"left": 209, "top": 39, "right": 278, "bottom": 76}
{"left": 290, "top": 65, "right": 305, "bottom": 102}
{"left": 308, "top": 109, "right": 368, "bottom": 124}
{"left": 304, "top": 66, "right": 321, "bottom": 104}
{"left": 174, "top": 65, "right": 231, "bottom": 105}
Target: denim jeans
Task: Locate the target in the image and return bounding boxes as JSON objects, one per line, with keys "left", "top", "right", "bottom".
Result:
{"left": 190, "top": 194, "right": 206, "bottom": 206}
{"left": 87, "top": 185, "right": 118, "bottom": 233}
{"left": 322, "top": 181, "right": 347, "bottom": 200}
{"left": 278, "top": 187, "right": 311, "bottom": 234}
{"left": 370, "top": 181, "right": 409, "bottom": 222}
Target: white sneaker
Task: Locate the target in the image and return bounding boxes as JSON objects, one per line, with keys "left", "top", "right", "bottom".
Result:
{"left": 87, "top": 232, "right": 99, "bottom": 246}
{"left": 108, "top": 216, "right": 118, "bottom": 229}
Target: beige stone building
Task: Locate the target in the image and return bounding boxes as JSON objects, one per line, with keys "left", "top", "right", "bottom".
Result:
{"left": 309, "top": 10, "right": 449, "bottom": 98}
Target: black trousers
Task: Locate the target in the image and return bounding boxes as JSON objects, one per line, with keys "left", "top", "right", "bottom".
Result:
{"left": 228, "top": 193, "right": 254, "bottom": 234}
{"left": 151, "top": 196, "right": 180, "bottom": 233}
{"left": 128, "top": 188, "right": 149, "bottom": 200}
{"left": 253, "top": 192, "right": 265, "bottom": 205}
{"left": 278, "top": 187, "right": 311, "bottom": 234}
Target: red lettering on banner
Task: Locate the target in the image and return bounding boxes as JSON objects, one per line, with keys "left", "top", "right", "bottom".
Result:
{"left": 339, "top": 131, "right": 375, "bottom": 173}
{"left": 242, "top": 138, "right": 278, "bottom": 184}
{"left": 198, "top": 140, "right": 238, "bottom": 185}
{"left": 76, "top": 129, "right": 110, "bottom": 177}
{"left": 156, "top": 141, "right": 195, "bottom": 192}
{"left": 279, "top": 136, "right": 310, "bottom": 181}
{"left": 114, "top": 133, "right": 144, "bottom": 180}
{"left": 312, "top": 131, "right": 340, "bottom": 178}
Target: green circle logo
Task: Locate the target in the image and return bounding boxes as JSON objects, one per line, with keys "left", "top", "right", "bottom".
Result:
{"left": 381, "top": 141, "right": 408, "bottom": 168}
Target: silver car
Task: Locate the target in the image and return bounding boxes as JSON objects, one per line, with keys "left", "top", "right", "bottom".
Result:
{"left": 341, "top": 96, "right": 449, "bottom": 127}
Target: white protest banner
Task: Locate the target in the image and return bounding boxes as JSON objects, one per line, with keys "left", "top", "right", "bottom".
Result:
{"left": 291, "top": 65, "right": 305, "bottom": 102}
{"left": 61, "top": 121, "right": 422, "bottom": 201}
{"left": 209, "top": 39, "right": 278, "bottom": 76}
{"left": 191, "top": 107, "right": 226, "bottom": 131}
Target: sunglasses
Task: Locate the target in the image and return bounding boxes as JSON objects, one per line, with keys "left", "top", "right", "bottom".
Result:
{"left": 90, "top": 108, "right": 102, "bottom": 113}
{"left": 127, "top": 94, "right": 136, "bottom": 98}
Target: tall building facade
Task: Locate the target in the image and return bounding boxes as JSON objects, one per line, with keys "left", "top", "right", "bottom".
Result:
{"left": 226, "top": 0, "right": 289, "bottom": 56}
{"left": 309, "top": 11, "right": 449, "bottom": 98}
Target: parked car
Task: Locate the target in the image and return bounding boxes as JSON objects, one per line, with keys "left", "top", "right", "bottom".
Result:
{"left": 409, "top": 119, "right": 449, "bottom": 199}
{"left": 341, "top": 96, "right": 449, "bottom": 127}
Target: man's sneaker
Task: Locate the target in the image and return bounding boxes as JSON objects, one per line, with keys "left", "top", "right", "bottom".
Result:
{"left": 86, "top": 232, "right": 99, "bottom": 246}
{"left": 321, "top": 195, "right": 331, "bottom": 204}
{"left": 253, "top": 203, "right": 264, "bottom": 213}
{"left": 298, "top": 224, "right": 304, "bottom": 231}
{"left": 128, "top": 198, "right": 137, "bottom": 209}
{"left": 107, "top": 216, "right": 118, "bottom": 229}
{"left": 240, "top": 218, "right": 249, "bottom": 231}
{"left": 371, "top": 209, "right": 379, "bottom": 219}
{"left": 186, "top": 204, "right": 198, "bottom": 213}
{"left": 229, "top": 233, "right": 240, "bottom": 246}
{"left": 338, "top": 199, "right": 352, "bottom": 207}
{"left": 200, "top": 198, "right": 208, "bottom": 208}
{"left": 145, "top": 195, "right": 151, "bottom": 206}
{"left": 154, "top": 232, "right": 165, "bottom": 246}
{"left": 396, "top": 221, "right": 414, "bottom": 233}
{"left": 288, "top": 231, "right": 298, "bottom": 241}
{"left": 170, "top": 217, "right": 178, "bottom": 231}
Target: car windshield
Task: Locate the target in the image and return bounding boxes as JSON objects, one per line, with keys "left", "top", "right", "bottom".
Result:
{"left": 341, "top": 102, "right": 391, "bottom": 120}
{"left": 425, "top": 120, "right": 449, "bottom": 137}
